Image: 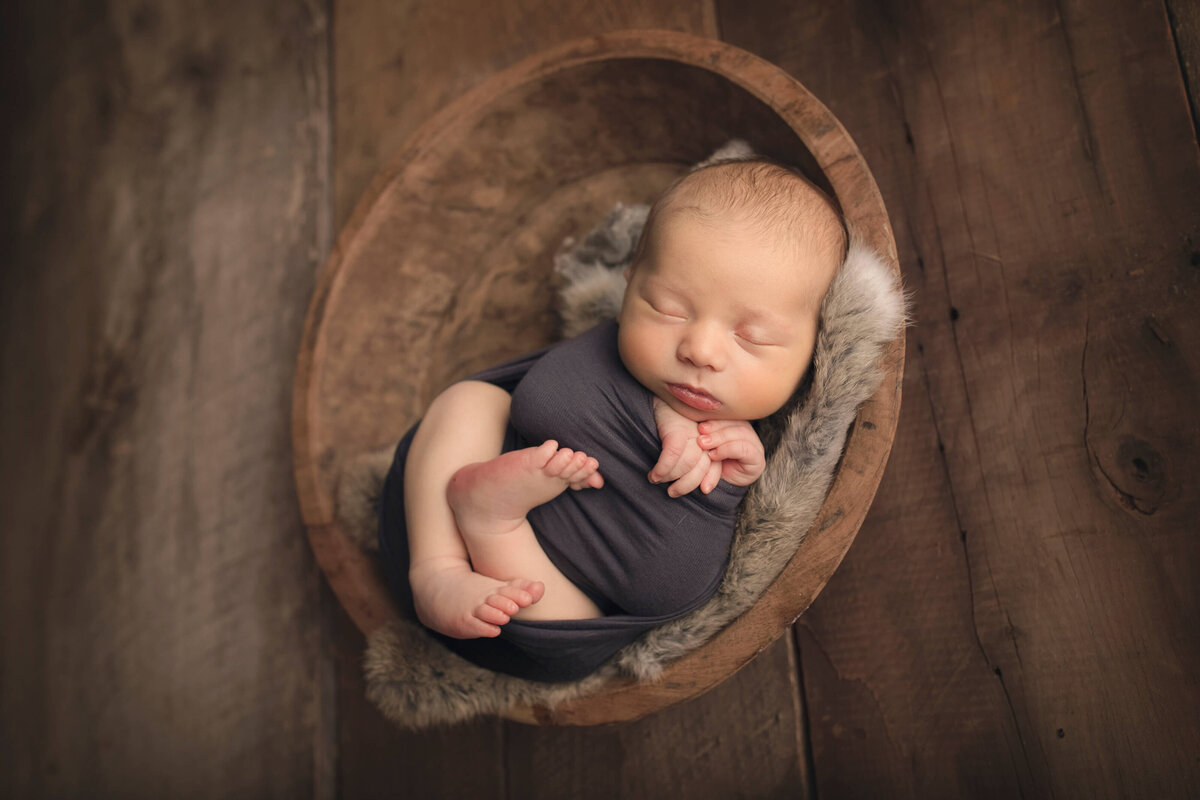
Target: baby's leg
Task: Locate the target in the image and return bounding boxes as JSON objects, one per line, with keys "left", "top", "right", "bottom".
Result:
{"left": 403, "top": 381, "right": 598, "bottom": 637}
{"left": 404, "top": 381, "right": 545, "bottom": 639}
{"left": 448, "top": 441, "right": 604, "bottom": 621}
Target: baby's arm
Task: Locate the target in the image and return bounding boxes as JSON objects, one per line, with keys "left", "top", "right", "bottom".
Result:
{"left": 650, "top": 400, "right": 766, "bottom": 496}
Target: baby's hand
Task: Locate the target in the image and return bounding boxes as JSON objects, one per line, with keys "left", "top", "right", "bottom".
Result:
{"left": 650, "top": 399, "right": 724, "bottom": 497}
{"left": 697, "top": 420, "right": 766, "bottom": 486}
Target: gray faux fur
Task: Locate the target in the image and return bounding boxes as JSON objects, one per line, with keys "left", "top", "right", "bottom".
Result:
{"left": 339, "top": 156, "right": 906, "bottom": 730}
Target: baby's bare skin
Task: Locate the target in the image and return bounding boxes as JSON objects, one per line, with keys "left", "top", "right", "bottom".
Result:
{"left": 447, "top": 440, "right": 606, "bottom": 623}
{"left": 405, "top": 381, "right": 609, "bottom": 639}
{"left": 448, "top": 440, "right": 603, "bottom": 536}
{"left": 409, "top": 558, "right": 545, "bottom": 640}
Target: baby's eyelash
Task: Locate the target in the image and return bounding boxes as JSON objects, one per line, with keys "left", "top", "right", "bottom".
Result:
{"left": 736, "top": 332, "right": 776, "bottom": 347}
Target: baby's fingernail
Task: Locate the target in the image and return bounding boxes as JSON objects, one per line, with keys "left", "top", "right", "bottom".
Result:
{"left": 698, "top": 436, "right": 711, "bottom": 446}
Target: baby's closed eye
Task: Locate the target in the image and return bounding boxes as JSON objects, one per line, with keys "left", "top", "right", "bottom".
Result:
{"left": 735, "top": 327, "right": 778, "bottom": 348}
{"left": 648, "top": 298, "right": 688, "bottom": 319}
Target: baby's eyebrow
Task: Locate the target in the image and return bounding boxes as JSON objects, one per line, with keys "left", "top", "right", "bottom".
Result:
{"left": 641, "top": 275, "right": 682, "bottom": 294}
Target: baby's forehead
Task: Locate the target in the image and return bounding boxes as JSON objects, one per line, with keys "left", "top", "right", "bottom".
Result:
{"left": 659, "top": 165, "right": 841, "bottom": 242}
{"left": 642, "top": 216, "right": 832, "bottom": 313}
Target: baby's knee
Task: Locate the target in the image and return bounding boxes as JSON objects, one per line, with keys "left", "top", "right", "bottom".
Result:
{"left": 430, "top": 380, "right": 511, "bottom": 418}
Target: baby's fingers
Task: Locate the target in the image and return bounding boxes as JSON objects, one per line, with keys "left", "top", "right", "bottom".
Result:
{"left": 667, "top": 455, "right": 710, "bottom": 498}
{"left": 711, "top": 439, "right": 766, "bottom": 485}
{"left": 699, "top": 426, "right": 764, "bottom": 461}
{"left": 697, "top": 423, "right": 757, "bottom": 450}
{"left": 652, "top": 437, "right": 706, "bottom": 483}
{"left": 703, "top": 437, "right": 761, "bottom": 465}
{"left": 699, "top": 460, "right": 723, "bottom": 494}
{"left": 697, "top": 419, "right": 750, "bottom": 435}
{"left": 649, "top": 437, "right": 686, "bottom": 483}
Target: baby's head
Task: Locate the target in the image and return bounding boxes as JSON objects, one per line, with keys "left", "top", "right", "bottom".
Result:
{"left": 617, "top": 158, "right": 846, "bottom": 422}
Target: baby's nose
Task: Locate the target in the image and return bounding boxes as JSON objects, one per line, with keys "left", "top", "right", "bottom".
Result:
{"left": 677, "top": 325, "right": 726, "bottom": 370}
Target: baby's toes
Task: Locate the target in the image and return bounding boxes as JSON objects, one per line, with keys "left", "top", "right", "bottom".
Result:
{"left": 485, "top": 592, "right": 520, "bottom": 616}
{"left": 527, "top": 440, "right": 559, "bottom": 470}
{"left": 562, "top": 453, "right": 594, "bottom": 483}
{"left": 495, "top": 580, "right": 538, "bottom": 608}
{"left": 541, "top": 447, "right": 578, "bottom": 477}
{"left": 474, "top": 601, "right": 510, "bottom": 627}
{"left": 508, "top": 578, "right": 545, "bottom": 605}
{"left": 567, "top": 456, "right": 601, "bottom": 489}
{"left": 461, "top": 610, "right": 502, "bottom": 638}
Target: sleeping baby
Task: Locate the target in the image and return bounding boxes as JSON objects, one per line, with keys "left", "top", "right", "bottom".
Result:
{"left": 377, "top": 157, "right": 847, "bottom": 682}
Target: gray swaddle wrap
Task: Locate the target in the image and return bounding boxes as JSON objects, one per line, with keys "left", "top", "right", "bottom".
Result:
{"left": 378, "top": 320, "right": 746, "bottom": 682}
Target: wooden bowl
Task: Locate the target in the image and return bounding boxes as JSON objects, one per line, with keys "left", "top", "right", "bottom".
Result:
{"left": 292, "top": 30, "right": 903, "bottom": 725}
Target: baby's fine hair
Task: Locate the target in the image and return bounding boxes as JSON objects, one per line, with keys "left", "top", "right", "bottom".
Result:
{"left": 633, "top": 157, "right": 848, "bottom": 269}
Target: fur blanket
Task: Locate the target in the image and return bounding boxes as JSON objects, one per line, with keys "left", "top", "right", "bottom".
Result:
{"left": 339, "top": 154, "right": 906, "bottom": 730}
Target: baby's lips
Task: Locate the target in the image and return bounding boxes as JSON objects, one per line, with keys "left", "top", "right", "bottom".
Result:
{"left": 667, "top": 382, "right": 722, "bottom": 412}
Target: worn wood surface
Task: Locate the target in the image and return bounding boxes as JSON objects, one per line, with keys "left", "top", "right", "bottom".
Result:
{"left": 4, "top": 1, "right": 1198, "bottom": 798}
{"left": 723, "top": 0, "right": 1200, "bottom": 796}
{"left": 0, "top": 1, "right": 330, "bottom": 797}
{"left": 1167, "top": 0, "right": 1200, "bottom": 133}
{"left": 333, "top": 0, "right": 719, "bottom": 228}
{"left": 503, "top": 631, "right": 809, "bottom": 799}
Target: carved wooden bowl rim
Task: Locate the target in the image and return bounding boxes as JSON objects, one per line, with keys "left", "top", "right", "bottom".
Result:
{"left": 292, "top": 29, "right": 903, "bottom": 725}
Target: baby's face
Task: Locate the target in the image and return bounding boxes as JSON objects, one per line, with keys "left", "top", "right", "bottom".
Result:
{"left": 618, "top": 213, "right": 835, "bottom": 423}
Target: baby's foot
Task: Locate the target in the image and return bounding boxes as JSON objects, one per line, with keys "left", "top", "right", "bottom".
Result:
{"left": 447, "top": 440, "right": 603, "bottom": 536}
{"left": 410, "top": 558, "right": 545, "bottom": 639}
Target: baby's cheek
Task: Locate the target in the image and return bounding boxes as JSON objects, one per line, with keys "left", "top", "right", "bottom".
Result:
{"left": 619, "top": 323, "right": 667, "bottom": 381}
{"left": 746, "top": 361, "right": 807, "bottom": 417}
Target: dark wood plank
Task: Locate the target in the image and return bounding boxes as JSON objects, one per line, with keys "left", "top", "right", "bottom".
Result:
{"left": 723, "top": 0, "right": 1200, "bottom": 797}
{"left": 1166, "top": 0, "right": 1200, "bottom": 134}
{"left": 327, "top": 589, "right": 507, "bottom": 800}
{"left": 504, "top": 634, "right": 809, "bottom": 799}
{"left": 333, "top": 0, "right": 719, "bottom": 227}
{"left": 0, "top": 1, "right": 330, "bottom": 796}
{"left": 793, "top": 374, "right": 1029, "bottom": 796}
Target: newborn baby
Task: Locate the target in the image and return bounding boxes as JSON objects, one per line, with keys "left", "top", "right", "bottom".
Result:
{"left": 378, "top": 158, "right": 846, "bottom": 681}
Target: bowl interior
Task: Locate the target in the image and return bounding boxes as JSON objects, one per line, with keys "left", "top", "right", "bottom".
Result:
{"left": 315, "top": 58, "right": 831, "bottom": 491}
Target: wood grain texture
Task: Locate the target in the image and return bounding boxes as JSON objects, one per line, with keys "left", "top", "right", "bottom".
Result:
{"left": 333, "top": 0, "right": 719, "bottom": 227}
{"left": 1167, "top": 0, "right": 1200, "bottom": 135}
{"left": 504, "top": 633, "right": 809, "bottom": 800}
{"left": 722, "top": 0, "right": 1200, "bottom": 796}
{"left": 0, "top": 1, "right": 330, "bottom": 796}
{"left": 327, "top": 592, "right": 508, "bottom": 800}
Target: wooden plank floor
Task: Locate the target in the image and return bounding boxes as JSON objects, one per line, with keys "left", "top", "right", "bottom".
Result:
{"left": 0, "top": 1, "right": 331, "bottom": 797}
{"left": 721, "top": 1, "right": 1200, "bottom": 797}
{"left": 1, "top": 1, "right": 1196, "bottom": 798}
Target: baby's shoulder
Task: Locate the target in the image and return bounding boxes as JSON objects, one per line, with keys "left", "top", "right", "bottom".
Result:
{"left": 511, "top": 320, "right": 657, "bottom": 447}
{"left": 524, "top": 320, "right": 627, "bottom": 394}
